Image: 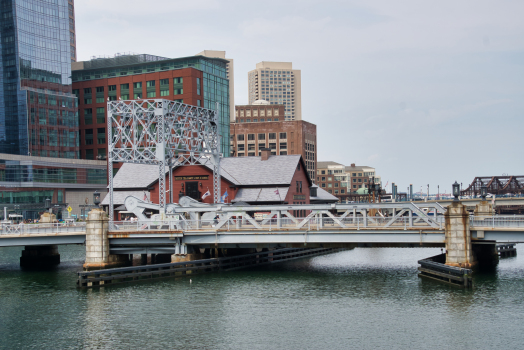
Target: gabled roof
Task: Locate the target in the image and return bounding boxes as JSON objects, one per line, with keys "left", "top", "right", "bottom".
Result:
{"left": 110, "top": 155, "right": 309, "bottom": 189}
{"left": 232, "top": 187, "right": 289, "bottom": 203}
{"left": 317, "top": 161, "right": 343, "bottom": 169}
{"left": 310, "top": 185, "right": 339, "bottom": 203}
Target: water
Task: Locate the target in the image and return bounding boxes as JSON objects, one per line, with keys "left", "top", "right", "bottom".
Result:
{"left": 1, "top": 245, "right": 523, "bottom": 349}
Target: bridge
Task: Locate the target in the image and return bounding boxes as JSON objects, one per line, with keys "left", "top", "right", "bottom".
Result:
{"left": 1, "top": 199, "right": 523, "bottom": 270}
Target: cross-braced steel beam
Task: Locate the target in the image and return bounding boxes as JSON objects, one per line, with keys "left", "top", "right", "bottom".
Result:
{"left": 107, "top": 99, "right": 221, "bottom": 222}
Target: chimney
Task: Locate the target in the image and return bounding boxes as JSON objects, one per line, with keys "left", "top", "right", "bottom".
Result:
{"left": 261, "top": 148, "right": 271, "bottom": 161}
{"left": 351, "top": 163, "right": 355, "bottom": 167}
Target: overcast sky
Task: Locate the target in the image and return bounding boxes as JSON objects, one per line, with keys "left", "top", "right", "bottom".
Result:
{"left": 75, "top": 0, "right": 524, "bottom": 194}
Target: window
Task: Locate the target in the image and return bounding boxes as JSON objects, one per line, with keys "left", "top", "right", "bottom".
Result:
{"left": 269, "top": 133, "right": 276, "bottom": 140}
{"left": 237, "top": 134, "right": 244, "bottom": 141}
{"left": 147, "top": 91, "right": 156, "bottom": 98}
{"left": 160, "top": 79, "right": 169, "bottom": 86}
{"left": 328, "top": 183, "right": 332, "bottom": 188}
{"left": 85, "top": 129, "right": 93, "bottom": 145}
{"left": 248, "top": 152, "right": 255, "bottom": 157}
{"left": 358, "top": 173, "right": 362, "bottom": 177}
{"left": 96, "top": 97, "right": 104, "bottom": 103}
{"left": 358, "top": 179, "right": 362, "bottom": 183}
{"left": 258, "top": 133, "right": 265, "bottom": 140}
{"left": 269, "top": 143, "right": 276, "bottom": 149}
{"left": 279, "top": 151, "right": 287, "bottom": 155}
{"left": 253, "top": 119, "right": 258, "bottom": 122}
{"left": 238, "top": 153, "right": 244, "bottom": 157}
{"left": 96, "top": 107, "right": 105, "bottom": 124}
{"left": 96, "top": 86, "right": 104, "bottom": 93}
{"left": 246, "top": 119, "right": 251, "bottom": 123}
{"left": 341, "top": 189, "right": 345, "bottom": 194}
{"left": 321, "top": 170, "right": 326, "bottom": 175}
{"left": 173, "top": 77, "right": 183, "bottom": 84}
{"left": 174, "top": 88, "right": 183, "bottom": 95}
{"left": 108, "top": 85, "right": 116, "bottom": 91}
{"left": 334, "top": 183, "right": 339, "bottom": 188}
{"left": 279, "top": 132, "right": 286, "bottom": 139}
{"left": 328, "top": 177, "right": 332, "bottom": 181}
{"left": 238, "top": 144, "right": 245, "bottom": 151}
{"left": 134, "top": 93, "right": 142, "bottom": 99}
{"left": 121, "top": 94, "right": 129, "bottom": 100}
{"left": 120, "top": 83, "right": 129, "bottom": 90}
{"left": 85, "top": 149, "right": 94, "bottom": 160}
{"left": 160, "top": 90, "right": 169, "bottom": 96}
{"left": 248, "top": 144, "right": 255, "bottom": 151}
{"left": 321, "top": 183, "right": 326, "bottom": 188}
{"left": 260, "top": 118, "right": 264, "bottom": 122}
{"left": 258, "top": 143, "right": 265, "bottom": 150}
{"left": 84, "top": 98, "right": 92, "bottom": 104}
{"left": 321, "top": 177, "right": 325, "bottom": 181}
{"left": 84, "top": 109, "right": 93, "bottom": 125}
{"left": 146, "top": 80, "right": 155, "bottom": 87}
{"left": 97, "top": 128, "right": 106, "bottom": 144}
{"left": 280, "top": 142, "right": 287, "bottom": 150}
{"left": 84, "top": 88, "right": 91, "bottom": 94}
{"left": 353, "top": 185, "right": 357, "bottom": 189}
{"left": 353, "top": 179, "right": 357, "bottom": 183}
{"left": 247, "top": 134, "right": 255, "bottom": 141}
{"left": 133, "top": 82, "right": 142, "bottom": 89}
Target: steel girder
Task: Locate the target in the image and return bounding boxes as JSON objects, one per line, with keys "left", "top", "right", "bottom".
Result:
{"left": 107, "top": 99, "right": 221, "bottom": 221}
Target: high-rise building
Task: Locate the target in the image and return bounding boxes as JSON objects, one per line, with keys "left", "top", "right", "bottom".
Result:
{"left": 0, "top": 0, "right": 79, "bottom": 158}
{"left": 248, "top": 62, "right": 302, "bottom": 121}
{"left": 72, "top": 53, "right": 231, "bottom": 160}
{"left": 196, "top": 50, "right": 234, "bottom": 122}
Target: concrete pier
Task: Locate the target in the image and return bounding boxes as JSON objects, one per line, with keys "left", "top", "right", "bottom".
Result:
{"left": 20, "top": 245, "right": 60, "bottom": 268}
{"left": 445, "top": 201, "right": 476, "bottom": 268}
{"left": 84, "top": 209, "right": 129, "bottom": 270}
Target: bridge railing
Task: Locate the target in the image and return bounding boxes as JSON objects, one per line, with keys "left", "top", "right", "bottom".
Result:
{"left": 0, "top": 222, "right": 87, "bottom": 235}
{"left": 108, "top": 214, "right": 444, "bottom": 232}
{"left": 470, "top": 215, "right": 524, "bottom": 228}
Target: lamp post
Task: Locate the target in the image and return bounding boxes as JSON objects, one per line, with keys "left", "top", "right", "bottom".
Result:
{"left": 437, "top": 185, "right": 439, "bottom": 200}
{"left": 480, "top": 184, "right": 487, "bottom": 201}
{"left": 93, "top": 190, "right": 101, "bottom": 206}
{"left": 452, "top": 181, "right": 460, "bottom": 202}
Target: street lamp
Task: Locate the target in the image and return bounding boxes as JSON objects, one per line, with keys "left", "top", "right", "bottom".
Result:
{"left": 480, "top": 185, "right": 487, "bottom": 200}
{"left": 452, "top": 181, "right": 460, "bottom": 201}
{"left": 45, "top": 198, "right": 51, "bottom": 209}
{"left": 93, "top": 190, "right": 101, "bottom": 206}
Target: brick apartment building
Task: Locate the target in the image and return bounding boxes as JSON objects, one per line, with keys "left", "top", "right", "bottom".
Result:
{"left": 316, "top": 161, "right": 381, "bottom": 201}
{"left": 230, "top": 103, "right": 317, "bottom": 182}
{"left": 71, "top": 54, "right": 231, "bottom": 163}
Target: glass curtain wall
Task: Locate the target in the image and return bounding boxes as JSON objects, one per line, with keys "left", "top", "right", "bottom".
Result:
{"left": 0, "top": 0, "right": 79, "bottom": 158}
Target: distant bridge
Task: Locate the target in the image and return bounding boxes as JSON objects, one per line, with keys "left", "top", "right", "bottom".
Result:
{"left": 461, "top": 175, "right": 524, "bottom": 197}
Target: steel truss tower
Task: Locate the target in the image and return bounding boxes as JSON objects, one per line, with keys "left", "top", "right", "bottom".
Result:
{"left": 107, "top": 99, "right": 221, "bottom": 222}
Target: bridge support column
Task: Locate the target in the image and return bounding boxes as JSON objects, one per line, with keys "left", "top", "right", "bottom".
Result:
{"left": 20, "top": 245, "right": 60, "bottom": 268}
{"left": 83, "top": 209, "right": 129, "bottom": 270}
{"left": 474, "top": 200, "right": 493, "bottom": 219}
{"left": 445, "top": 201, "right": 476, "bottom": 268}
{"left": 472, "top": 201, "right": 498, "bottom": 268}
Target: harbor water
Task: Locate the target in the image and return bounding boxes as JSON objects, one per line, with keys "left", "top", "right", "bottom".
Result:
{"left": 1, "top": 245, "right": 523, "bottom": 349}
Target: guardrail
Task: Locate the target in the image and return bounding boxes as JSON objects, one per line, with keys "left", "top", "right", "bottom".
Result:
{"left": 470, "top": 215, "right": 524, "bottom": 228}
{"left": 108, "top": 215, "right": 444, "bottom": 232}
{"left": 0, "top": 222, "right": 86, "bottom": 235}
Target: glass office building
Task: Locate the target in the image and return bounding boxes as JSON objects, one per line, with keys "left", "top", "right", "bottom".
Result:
{"left": 72, "top": 54, "right": 230, "bottom": 157}
{"left": 0, "top": 0, "right": 79, "bottom": 158}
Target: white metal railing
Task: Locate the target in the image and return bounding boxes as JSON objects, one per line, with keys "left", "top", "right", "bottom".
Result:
{"left": 108, "top": 214, "right": 444, "bottom": 232}
{"left": 0, "top": 222, "right": 86, "bottom": 235}
{"left": 470, "top": 215, "right": 524, "bottom": 228}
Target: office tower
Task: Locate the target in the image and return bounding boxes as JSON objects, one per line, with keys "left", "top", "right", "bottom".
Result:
{"left": 248, "top": 61, "right": 301, "bottom": 121}
{"left": 72, "top": 53, "right": 230, "bottom": 160}
{"left": 0, "top": 0, "right": 79, "bottom": 158}
{"left": 196, "top": 50, "right": 234, "bottom": 122}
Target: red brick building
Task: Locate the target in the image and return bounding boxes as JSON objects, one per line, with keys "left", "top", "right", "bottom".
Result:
{"left": 102, "top": 152, "right": 337, "bottom": 219}
{"left": 230, "top": 119, "right": 317, "bottom": 182}
{"left": 72, "top": 67, "right": 203, "bottom": 161}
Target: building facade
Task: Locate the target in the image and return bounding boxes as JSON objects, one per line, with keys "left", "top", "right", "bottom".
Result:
{"left": 102, "top": 152, "right": 337, "bottom": 219}
{"left": 0, "top": 0, "right": 79, "bottom": 158}
{"left": 248, "top": 62, "right": 301, "bottom": 120}
{"left": 230, "top": 119, "right": 316, "bottom": 182}
{"left": 71, "top": 54, "right": 231, "bottom": 160}
{"left": 234, "top": 101, "right": 285, "bottom": 123}
{"left": 0, "top": 153, "right": 106, "bottom": 220}
{"left": 316, "top": 161, "right": 381, "bottom": 200}
{"left": 196, "top": 50, "right": 234, "bottom": 122}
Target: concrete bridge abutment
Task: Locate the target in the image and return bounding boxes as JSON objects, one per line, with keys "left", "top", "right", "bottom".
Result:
{"left": 84, "top": 209, "right": 129, "bottom": 271}
{"left": 445, "top": 201, "right": 476, "bottom": 268}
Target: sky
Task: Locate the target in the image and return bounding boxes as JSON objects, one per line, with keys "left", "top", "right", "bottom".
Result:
{"left": 75, "top": 0, "right": 524, "bottom": 194}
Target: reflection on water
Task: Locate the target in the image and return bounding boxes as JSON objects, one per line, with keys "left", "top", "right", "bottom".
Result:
{"left": 0, "top": 245, "right": 523, "bottom": 349}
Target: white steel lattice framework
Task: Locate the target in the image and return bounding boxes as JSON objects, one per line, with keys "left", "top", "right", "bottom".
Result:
{"left": 107, "top": 99, "right": 221, "bottom": 222}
